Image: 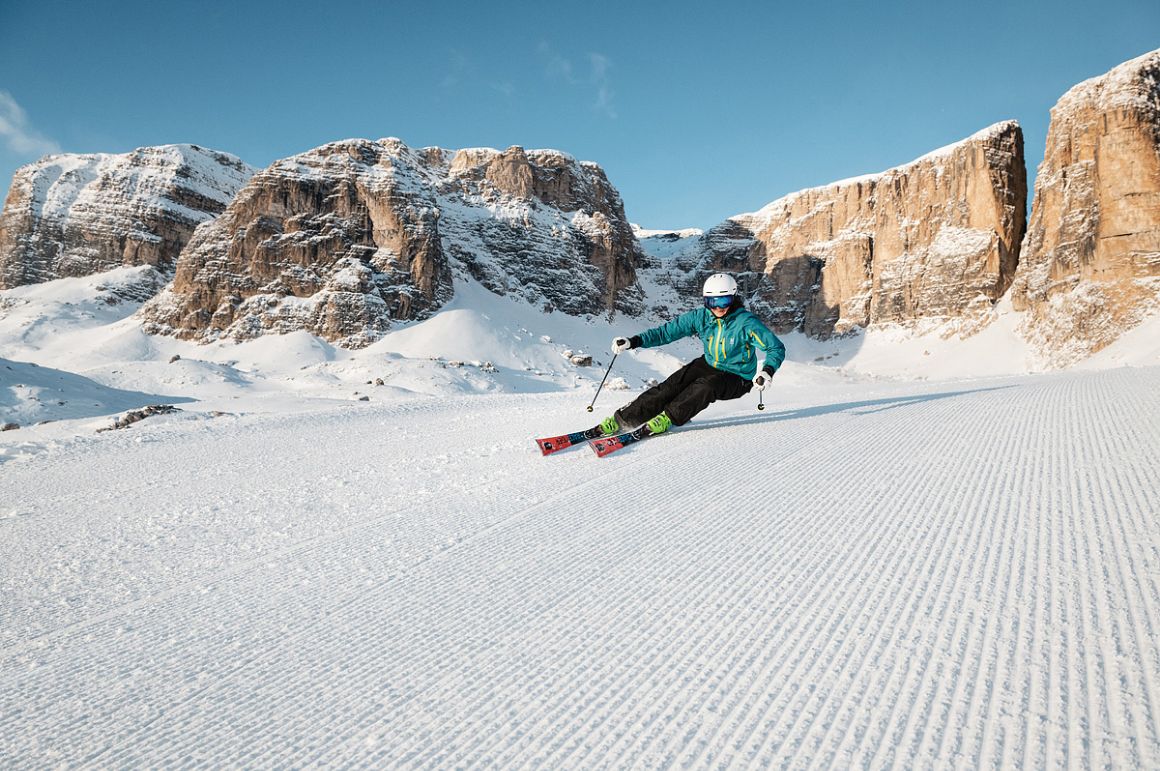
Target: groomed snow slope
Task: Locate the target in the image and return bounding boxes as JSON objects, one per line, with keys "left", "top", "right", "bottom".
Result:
{"left": 3, "top": 366, "right": 1159, "bottom": 767}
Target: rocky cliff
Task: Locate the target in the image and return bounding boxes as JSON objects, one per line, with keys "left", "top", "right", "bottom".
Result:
{"left": 651, "top": 122, "right": 1027, "bottom": 339}
{"left": 140, "top": 139, "right": 642, "bottom": 347}
{"left": 0, "top": 145, "right": 255, "bottom": 289}
{"left": 1010, "top": 49, "right": 1160, "bottom": 364}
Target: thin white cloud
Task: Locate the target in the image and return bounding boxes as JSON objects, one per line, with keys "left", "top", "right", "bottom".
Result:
{"left": 441, "top": 53, "right": 517, "bottom": 101}
{"left": 539, "top": 44, "right": 617, "bottom": 119}
{"left": 0, "top": 91, "right": 61, "bottom": 157}
{"left": 588, "top": 53, "right": 610, "bottom": 80}
{"left": 490, "top": 81, "right": 517, "bottom": 99}
{"left": 441, "top": 50, "right": 472, "bottom": 90}
{"left": 588, "top": 53, "right": 616, "bottom": 119}
{"left": 539, "top": 42, "right": 576, "bottom": 83}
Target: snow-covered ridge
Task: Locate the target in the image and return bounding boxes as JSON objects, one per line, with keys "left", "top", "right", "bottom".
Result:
{"left": 20, "top": 144, "right": 253, "bottom": 223}
{"left": 910, "top": 120, "right": 1022, "bottom": 164}
{"left": 631, "top": 224, "right": 704, "bottom": 239}
{"left": 268, "top": 137, "right": 447, "bottom": 194}
{"left": 274, "top": 138, "right": 594, "bottom": 192}
{"left": 737, "top": 120, "right": 1020, "bottom": 224}
{"left": 0, "top": 145, "right": 256, "bottom": 289}
{"left": 440, "top": 143, "right": 581, "bottom": 168}
{"left": 1054, "top": 48, "right": 1160, "bottom": 114}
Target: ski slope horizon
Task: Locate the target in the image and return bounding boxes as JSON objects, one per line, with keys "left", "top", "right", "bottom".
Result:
{"left": 2, "top": 265, "right": 1160, "bottom": 766}
{"left": 1, "top": 257, "right": 1158, "bottom": 435}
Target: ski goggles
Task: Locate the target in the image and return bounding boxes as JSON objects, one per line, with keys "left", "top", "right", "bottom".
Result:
{"left": 703, "top": 295, "right": 734, "bottom": 309}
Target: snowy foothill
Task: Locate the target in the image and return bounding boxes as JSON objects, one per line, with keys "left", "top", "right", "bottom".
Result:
{"left": 2, "top": 264, "right": 1160, "bottom": 767}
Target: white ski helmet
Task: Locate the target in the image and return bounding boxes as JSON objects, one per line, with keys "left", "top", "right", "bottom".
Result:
{"left": 702, "top": 273, "right": 738, "bottom": 297}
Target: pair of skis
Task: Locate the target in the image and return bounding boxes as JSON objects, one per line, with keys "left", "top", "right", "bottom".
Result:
{"left": 535, "top": 423, "right": 657, "bottom": 458}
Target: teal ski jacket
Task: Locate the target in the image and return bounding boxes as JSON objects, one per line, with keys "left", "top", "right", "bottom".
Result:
{"left": 636, "top": 306, "right": 786, "bottom": 380}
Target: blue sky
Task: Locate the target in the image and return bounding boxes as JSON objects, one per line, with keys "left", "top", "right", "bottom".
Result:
{"left": 1, "top": 0, "right": 1157, "bottom": 229}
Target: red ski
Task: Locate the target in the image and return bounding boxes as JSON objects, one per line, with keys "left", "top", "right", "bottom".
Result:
{"left": 589, "top": 426, "right": 653, "bottom": 458}
{"left": 535, "top": 425, "right": 604, "bottom": 456}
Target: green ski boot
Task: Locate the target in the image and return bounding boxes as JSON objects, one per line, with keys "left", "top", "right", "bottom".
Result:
{"left": 645, "top": 411, "right": 672, "bottom": 435}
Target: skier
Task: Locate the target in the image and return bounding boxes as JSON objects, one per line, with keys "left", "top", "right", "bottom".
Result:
{"left": 599, "top": 272, "right": 785, "bottom": 437}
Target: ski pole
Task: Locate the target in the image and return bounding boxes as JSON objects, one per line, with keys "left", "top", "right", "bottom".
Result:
{"left": 749, "top": 272, "right": 767, "bottom": 413}
{"left": 586, "top": 353, "right": 618, "bottom": 412}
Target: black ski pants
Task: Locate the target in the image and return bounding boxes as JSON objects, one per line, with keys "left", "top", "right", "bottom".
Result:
{"left": 616, "top": 357, "right": 753, "bottom": 428}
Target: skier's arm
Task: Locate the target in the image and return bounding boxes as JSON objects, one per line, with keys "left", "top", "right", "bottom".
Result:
{"left": 747, "top": 318, "right": 786, "bottom": 375}
{"left": 636, "top": 310, "right": 701, "bottom": 349}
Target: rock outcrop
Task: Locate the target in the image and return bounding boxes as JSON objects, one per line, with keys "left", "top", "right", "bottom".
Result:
{"left": 0, "top": 145, "right": 255, "bottom": 289}
{"left": 1010, "top": 49, "right": 1160, "bottom": 364}
{"left": 657, "top": 122, "right": 1027, "bottom": 338}
{"left": 141, "top": 139, "right": 641, "bottom": 347}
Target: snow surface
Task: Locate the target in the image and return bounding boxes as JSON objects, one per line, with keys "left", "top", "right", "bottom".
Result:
{"left": 2, "top": 267, "right": 1160, "bottom": 766}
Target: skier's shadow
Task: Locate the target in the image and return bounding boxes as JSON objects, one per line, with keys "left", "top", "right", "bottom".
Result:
{"left": 682, "top": 385, "right": 1016, "bottom": 434}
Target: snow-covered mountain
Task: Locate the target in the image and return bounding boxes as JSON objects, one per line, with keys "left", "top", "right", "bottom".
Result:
{"left": 635, "top": 122, "right": 1028, "bottom": 340}
{"left": 3, "top": 52, "right": 1156, "bottom": 369}
{"left": 0, "top": 145, "right": 255, "bottom": 288}
{"left": 636, "top": 48, "right": 1160, "bottom": 368}
{"left": 1011, "top": 48, "right": 1160, "bottom": 366}
{"left": 139, "top": 140, "right": 642, "bottom": 348}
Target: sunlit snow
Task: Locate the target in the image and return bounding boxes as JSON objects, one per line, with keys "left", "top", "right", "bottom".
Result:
{"left": 2, "top": 262, "right": 1159, "bottom": 767}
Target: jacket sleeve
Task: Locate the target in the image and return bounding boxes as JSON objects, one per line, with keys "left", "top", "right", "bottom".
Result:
{"left": 746, "top": 316, "right": 786, "bottom": 372}
{"left": 637, "top": 309, "right": 702, "bottom": 349}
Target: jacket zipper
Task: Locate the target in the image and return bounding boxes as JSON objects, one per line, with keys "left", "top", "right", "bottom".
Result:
{"left": 709, "top": 317, "right": 719, "bottom": 366}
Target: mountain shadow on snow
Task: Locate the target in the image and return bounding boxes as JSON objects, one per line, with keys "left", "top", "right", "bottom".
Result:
{"left": 1, "top": 358, "right": 195, "bottom": 427}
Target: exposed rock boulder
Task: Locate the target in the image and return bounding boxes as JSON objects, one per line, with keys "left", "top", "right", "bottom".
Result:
{"left": 96, "top": 404, "right": 182, "bottom": 433}
{"left": 1010, "top": 49, "right": 1160, "bottom": 365}
{"left": 0, "top": 145, "right": 255, "bottom": 289}
{"left": 141, "top": 139, "right": 642, "bottom": 347}
{"left": 653, "top": 122, "right": 1027, "bottom": 339}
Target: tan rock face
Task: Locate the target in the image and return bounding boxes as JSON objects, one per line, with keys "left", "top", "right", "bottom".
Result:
{"left": 0, "top": 146, "right": 254, "bottom": 289}
{"left": 482, "top": 146, "right": 535, "bottom": 199}
{"left": 690, "top": 122, "right": 1027, "bottom": 338}
{"left": 1010, "top": 49, "right": 1160, "bottom": 364}
{"left": 141, "top": 139, "right": 641, "bottom": 347}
